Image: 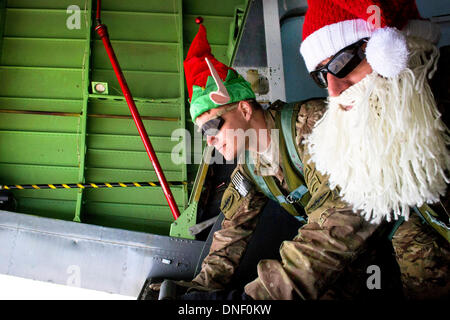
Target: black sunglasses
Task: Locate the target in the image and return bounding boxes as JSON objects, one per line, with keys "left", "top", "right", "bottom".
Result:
{"left": 310, "top": 38, "right": 368, "bottom": 88}
{"left": 199, "top": 104, "right": 238, "bottom": 137}
{"left": 200, "top": 117, "right": 225, "bottom": 137}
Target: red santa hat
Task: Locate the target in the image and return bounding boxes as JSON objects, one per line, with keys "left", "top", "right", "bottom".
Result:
{"left": 300, "top": 0, "right": 441, "bottom": 78}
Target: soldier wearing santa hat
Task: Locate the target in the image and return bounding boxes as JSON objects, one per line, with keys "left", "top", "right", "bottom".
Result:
{"left": 288, "top": 0, "right": 450, "bottom": 299}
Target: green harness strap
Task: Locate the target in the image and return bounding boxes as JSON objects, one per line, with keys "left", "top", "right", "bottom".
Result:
{"left": 387, "top": 216, "right": 405, "bottom": 241}
{"left": 275, "top": 105, "right": 311, "bottom": 208}
{"left": 244, "top": 151, "right": 304, "bottom": 221}
{"left": 243, "top": 153, "right": 277, "bottom": 203}
{"left": 243, "top": 102, "right": 310, "bottom": 222}
{"left": 280, "top": 103, "right": 304, "bottom": 176}
{"left": 389, "top": 205, "right": 450, "bottom": 244}
{"left": 414, "top": 204, "right": 450, "bottom": 243}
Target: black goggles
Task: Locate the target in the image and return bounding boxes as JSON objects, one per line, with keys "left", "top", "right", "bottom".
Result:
{"left": 200, "top": 117, "right": 225, "bottom": 137}
{"left": 310, "top": 38, "right": 368, "bottom": 88}
{"left": 199, "top": 104, "right": 238, "bottom": 137}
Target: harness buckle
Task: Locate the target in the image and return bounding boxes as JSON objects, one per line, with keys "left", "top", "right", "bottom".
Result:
{"left": 286, "top": 194, "right": 295, "bottom": 204}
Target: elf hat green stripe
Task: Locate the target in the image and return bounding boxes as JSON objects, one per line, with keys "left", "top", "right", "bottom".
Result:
{"left": 190, "top": 69, "right": 256, "bottom": 122}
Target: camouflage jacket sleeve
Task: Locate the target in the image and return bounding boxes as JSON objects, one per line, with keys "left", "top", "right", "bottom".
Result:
{"left": 188, "top": 164, "right": 268, "bottom": 290}
{"left": 244, "top": 99, "right": 383, "bottom": 300}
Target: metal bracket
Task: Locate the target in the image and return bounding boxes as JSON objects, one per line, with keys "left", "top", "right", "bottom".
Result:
{"left": 169, "top": 201, "right": 197, "bottom": 240}
{"left": 189, "top": 215, "right": 219, "bottom": 236}
{"left": 169, "top": 146, "right": 215, "bottom": 240}
{"left": 262, "top": 0, "right": 286, "bottom": 102}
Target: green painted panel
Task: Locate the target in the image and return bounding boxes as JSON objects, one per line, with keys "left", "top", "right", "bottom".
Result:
{"left": 12, "top": 188, "right": 79, "bottom": 201}
{"left": 87, "top": 117, "right": 181, "bottom": 136}
{"left": 0, "top": 131, "right": 79, "bottom": 166}
{"left": 17, "top": 197, "right": 77, "bottom": 221}
{"left": 83, "top": 185, "right": 187, "bottom": 233}
{"left": 4, "top": 8, "right": 87, "bottom": 39}
{"left": 84, "top": 211, "right": 171, "bottom": 235}
{"left": 183, "top": 0, "right": 246, "bottom": 16}
{"left": 0, "top": 97, "right": 83, "bottom": 113}
{"left": 0, "top": 67, "right": 83, "bottom": 99}
{"left": 1, "top": 38, "right": 85, "bottom": 68}
{"left": 94, "top": 11, "right": 180, "bottom": 43}
{"left": 183, "top": 15, "right": 233, "bottom": 45}
{"left": 84, "top": 185, "right": 186, "bottom": 207}
{"left": 88, "top": 99, "right": 181, "bottom": 118}
{"left": 94, "top": 0, "right": 178, "bottom": 13}
{"left": 0, "top": 163, "right": 79, "bottom": 184}
{"left": 92, "top": 40, "right": 180, "bottom": 73}
{"left": 85, "top": 167, "right": 182, "bottom": 183}
{"left": 91, "top": 69, "right": 180, "bottom": 99}
{"left": 86, "top": 149, "right": 181, "bottom": 171}
{"left": 7, "top": 0, "right": 86, "bottom": 10}
{"left": 0, "top": 113, "right": 80, "bottom": 133}
{"left": 87, "top": 134, "right": 180, "bottom": 153}
{"left": 85, "top": 202, "right": 176, "bottom": 223}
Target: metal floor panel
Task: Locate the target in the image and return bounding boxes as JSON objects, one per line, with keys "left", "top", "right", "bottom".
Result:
{"left": 0, "top": 210, "right": 204, "bottom": 297}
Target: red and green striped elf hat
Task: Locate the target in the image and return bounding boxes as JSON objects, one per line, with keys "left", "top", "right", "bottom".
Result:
{"left": 184, "top": 21, "right": 255, "bottom": 123}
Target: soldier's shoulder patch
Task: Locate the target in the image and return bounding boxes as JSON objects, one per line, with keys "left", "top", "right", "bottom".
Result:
{"left": 220, "top": 185, "right": 244, "bottom": 220}
{"left": 231, "top": 170, "right": 252, "bottom": 198}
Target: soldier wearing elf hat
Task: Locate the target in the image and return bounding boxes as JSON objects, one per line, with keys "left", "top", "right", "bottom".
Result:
{"left": 146, "top": 1, "right": 450, "bottom": 299}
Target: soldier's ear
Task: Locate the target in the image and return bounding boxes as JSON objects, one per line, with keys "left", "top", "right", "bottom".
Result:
{"left": 238, "top": 100, "right": 253, "bottom": 122}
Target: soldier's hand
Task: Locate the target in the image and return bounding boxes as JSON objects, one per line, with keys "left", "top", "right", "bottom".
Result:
{"left": 149, "top": 282, "right": 162, "bottom": 291}
{"left": 138, "top": 278, "right": 163, "bottom": 300}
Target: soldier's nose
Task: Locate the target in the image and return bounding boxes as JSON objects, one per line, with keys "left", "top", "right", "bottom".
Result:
{"left": 206, "top": 135, "right": 216, "bottom": 146}
{"left": 327, "top": 73, "right": 352, "bottom": 97}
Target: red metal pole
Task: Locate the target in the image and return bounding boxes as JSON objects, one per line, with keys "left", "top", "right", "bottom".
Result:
{"left": 94, "top": 12, "right": 180, "bottom": 220}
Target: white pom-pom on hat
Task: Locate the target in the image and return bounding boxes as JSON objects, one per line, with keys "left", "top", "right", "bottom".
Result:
{"left": 365, "top": 27, "right": 409, "bottom": 78}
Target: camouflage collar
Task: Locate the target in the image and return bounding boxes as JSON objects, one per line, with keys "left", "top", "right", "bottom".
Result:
{"left": 249, "top": 110, "right": 282, "bottom": 179}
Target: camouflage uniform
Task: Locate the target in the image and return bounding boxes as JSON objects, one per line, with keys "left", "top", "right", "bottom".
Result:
{"left": 391, "top": 209, "right": 450, "bottom": 299}
{"left": 393, "top": 45, "right": 450, "bottom": 300}
{"left": 183, "top": 97, "right": 450, "bottom": 300}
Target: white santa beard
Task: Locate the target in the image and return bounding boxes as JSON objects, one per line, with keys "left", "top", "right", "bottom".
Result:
{"left": 306, "top": 41, "right": 450, "bottom": 223}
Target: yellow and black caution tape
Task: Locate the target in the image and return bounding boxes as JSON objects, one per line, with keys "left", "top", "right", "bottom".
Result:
{"left": 2, "top": 181, "right": 187, "bottom": 190}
